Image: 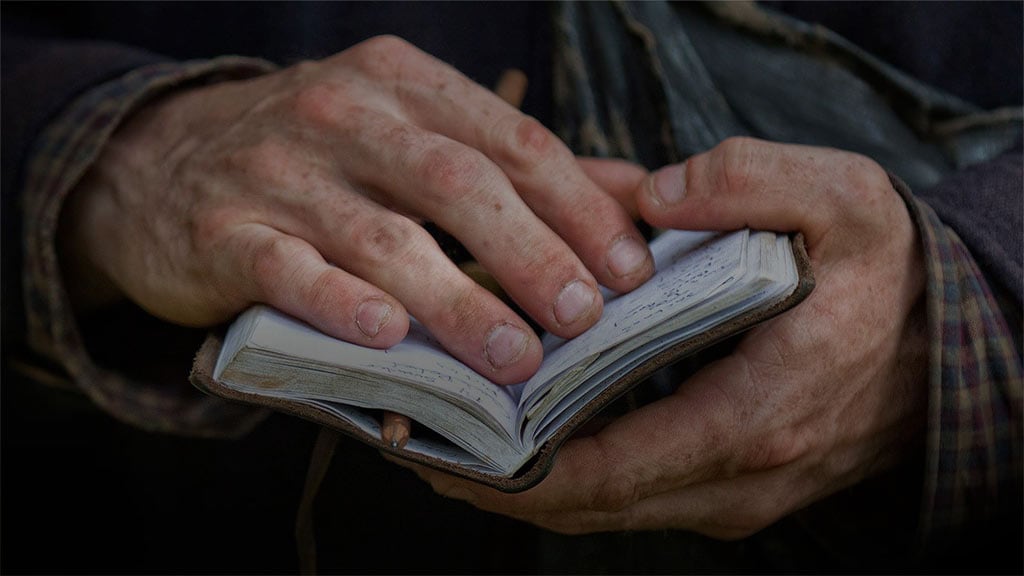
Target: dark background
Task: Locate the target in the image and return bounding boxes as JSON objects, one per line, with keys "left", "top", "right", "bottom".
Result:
{"left": 3, "top": 2, "right": 1021, "bottom": 573}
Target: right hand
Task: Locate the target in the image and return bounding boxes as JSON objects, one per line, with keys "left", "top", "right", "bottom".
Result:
{"left": 59, "top": 35, "right": 653, "bottom": 384}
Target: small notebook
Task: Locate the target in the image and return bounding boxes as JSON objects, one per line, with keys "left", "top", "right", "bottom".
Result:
{"left": 190, "top": 229, "right": 814, "bottom": 492}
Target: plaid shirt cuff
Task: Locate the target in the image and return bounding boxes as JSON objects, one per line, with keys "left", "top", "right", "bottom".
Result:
{"left": 22, "top": 57, "right": 278, "bottom": 437}
{"left": 893, "top": 175, "right": 1023, "bottom": 550}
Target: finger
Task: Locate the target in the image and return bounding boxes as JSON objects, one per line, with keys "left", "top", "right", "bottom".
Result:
{"left": 636, "top": 137, "right": 892, "bottom": 247}
{"left": 518, "top": 464, "right": 808, "bottom": 538}
{"left": 226, "top": 222, "right": 410, "bottom": 347}
{"left": 370, "top": 41, "right": 653, "bottom": 293}
{"left": 338, "top": 111, "right": 604, "bottom": 339}
{"left": 523, "top": 414, "right": 911, "bottom": 538}
{"left": 576, "top": 157, "right": 648, "bottom": 220}
{"left": 403, "top": 440, "right": 800, "bottom": 538}
{"left": 369, "top": 67, "right": 526, "bottom": 324}
{"left": 231, "top": 143, "right": 547, "bottom": 382}
{"left": 403, "top": 353, "right": 758, "bottom": 518}
{"left": 281, "top": 176, "right": 543, "bottom": 384}
{"left": 455, "top": 314, "right": 864, "bottom": 521}
{"left": 466, "top": 111, "right": 653, "bottom": 294}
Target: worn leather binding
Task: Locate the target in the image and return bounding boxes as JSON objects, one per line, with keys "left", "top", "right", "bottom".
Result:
{"left": 190, "top": 234, "right": 814, "bottom": 493}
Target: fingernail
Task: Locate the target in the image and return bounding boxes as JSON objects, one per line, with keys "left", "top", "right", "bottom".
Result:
{"left": 356, "top": 299, "right": 393, "bottom": 338}
{"left": 554, "top": 280, "right": 596, "bottom": 326}
{"left": 484, "top": 323, "right": 529, "bottom": 369}
{"left": 651, "top": 163, "right": 687, "bottom": 206}
{"left": 607, "top": 236, "right": 651, "bottom": 278}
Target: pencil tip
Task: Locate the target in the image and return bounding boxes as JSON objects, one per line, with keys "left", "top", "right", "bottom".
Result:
{"left": 382, "top": 412, "right": 411, "bottom": 449}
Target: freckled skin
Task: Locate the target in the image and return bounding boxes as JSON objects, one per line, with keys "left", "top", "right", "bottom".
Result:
{"left": 61, "top": 35, "right": 650, "bottom": 387}
{"left": 401, "top": 138, "right": 929, "bottom": 541}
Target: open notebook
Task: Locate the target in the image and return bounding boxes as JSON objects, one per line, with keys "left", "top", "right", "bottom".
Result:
{"left": 191, "top": 229, "right": 814, "bottom": 492}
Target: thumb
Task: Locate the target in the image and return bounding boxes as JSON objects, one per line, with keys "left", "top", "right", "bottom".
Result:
{"left": 636, "top": 137, "right": 889, "bottom": 245}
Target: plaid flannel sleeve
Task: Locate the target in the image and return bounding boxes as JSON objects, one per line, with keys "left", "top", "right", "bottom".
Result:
{"left": 21, "top": 57, "right": 279, "bottom": 438}
{"left": 893, "top": 176, "right": 1023, "bottom": 551}
{"left": 17, "top": 47, "right": 1022, "bottom": 549}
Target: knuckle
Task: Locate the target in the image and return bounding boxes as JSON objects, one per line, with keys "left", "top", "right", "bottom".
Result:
{"left": 291, "top": 83, "right": 347, "bottom": 127}
{"left": 437, "top": 282, "right": 491, "bottom": 334}
{"left": 416, "top": 144, "right": 495, "bottom": 205}
{"left": 840, "top": 153, "right": 890, "bottom": 197}
{"left": 713, "top": 136, "right": 761, "bottom": 196}
{"left": 832, "top": 153, "right": 897, "bottom": 219}
{"left": 346, "top": 214, "right": 426, "bottom": 267}
{"left": 496, "top": 224, "right": 578, "bottom": 280}
{"left": 518, "top": 244, "right": 561, "bottom": 276}
{"left": 506, "top": 245, "right": 574, "bottom": 294}
{"left": 361, "top": 34, "right": 415, "bottom": 57}
{"left": 285, "top": 59, "right": 322, "bottom": 83}
{"left": 489, "top": 114, "right": 563, "bottom": 172}
{"left": 346, "top": 34, "right": 418, "bottom": 77}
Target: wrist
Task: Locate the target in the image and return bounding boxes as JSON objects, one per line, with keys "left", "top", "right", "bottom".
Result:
{"left": 57, "top": 169, "right": 124, "bottom": 317}
{"left": 55, "top": 80, "right": 222, "bottom": 317}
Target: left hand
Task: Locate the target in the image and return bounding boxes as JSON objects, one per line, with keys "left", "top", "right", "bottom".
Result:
{"left": 395, "top": 138, "right": 929, "bottom": 538}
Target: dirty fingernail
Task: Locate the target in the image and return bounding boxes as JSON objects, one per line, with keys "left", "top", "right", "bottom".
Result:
{"left": 651, "top": 163, "right": 687, "bottom": 206}
{"left": 356, "top": 299, "right": 393, "bottom": 338}
{"left": 554, "top": 280, "right": 597, "bottom": 326}
{"left": 607, "top": 236, "right": 651, "bottom": 279}
{"left": 485, "top": 322, "right": 529, "bottom": 369}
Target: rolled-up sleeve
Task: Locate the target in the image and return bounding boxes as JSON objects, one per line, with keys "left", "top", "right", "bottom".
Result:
{"left": 894, "top": 170, "right": 1023, "bottom": 554}
{"left": 12, "top": 46, "right": 278, "bottom": 437}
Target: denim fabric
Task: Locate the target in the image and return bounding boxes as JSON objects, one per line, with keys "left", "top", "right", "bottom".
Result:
{"left": 552, "top": 2, "right": 1022, "bottom": 189}
{"left": 544, "top": 2, "right": 1022, "bottom": 572}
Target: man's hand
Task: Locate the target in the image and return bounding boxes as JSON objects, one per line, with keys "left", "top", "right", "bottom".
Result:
{"left": 58, "top": 36, "right": 653, "bottom": 384}
{"left": 400, "top": 137, "right": 929, "bottom": 537}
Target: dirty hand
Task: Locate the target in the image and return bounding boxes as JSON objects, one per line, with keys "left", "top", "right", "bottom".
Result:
{"left": 401, "top": 137, "right": 928, "bottom": 538}
{"left": 59, "top": 36, "right": 653, "bottom": 384}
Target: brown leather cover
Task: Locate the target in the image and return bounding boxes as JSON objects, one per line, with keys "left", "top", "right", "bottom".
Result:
{"left": 190, "top": 234, "right": 814, "bottom": 493}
